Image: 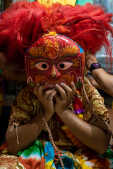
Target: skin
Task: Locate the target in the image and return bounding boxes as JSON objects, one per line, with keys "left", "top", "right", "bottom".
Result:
{"left": 86, "top": 54, "right": 113, "bottom": 97}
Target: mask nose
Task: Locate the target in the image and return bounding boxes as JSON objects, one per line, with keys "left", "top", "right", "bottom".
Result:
{"left": 50, "top": 65, "right": 61, "bottom": 78}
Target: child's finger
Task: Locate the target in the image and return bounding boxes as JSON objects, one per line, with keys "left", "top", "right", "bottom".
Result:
{"left": 61, "top": 83, "right": 72, "bottom": 93}
{"left": 55, "top": 84, "right": 66, "bottom": 100}
{"left": 71, "top": 81, "right": 80, "bottom": 97}
{"left": 71, "top": 81, "right": 78, "bottom": 94}
{"left": 54, "top": 95, "right": 60, "bottom": 103}
{"left": 38, "top": 85, "right": 47, "bottom": 97}
{"left": 36, "top": 83, "right": 40, "bottom": 87}
{"left": 48, "top": 91, "right": 56, "bottom": 100}
{"left": 45, "top": 89, "right": 56, "bottom": 99}
{"left": 60, "top": 83, "right": 73, "bottom": 101}
{"left": 33, "top": 84, "right": 46, "bottom": 98}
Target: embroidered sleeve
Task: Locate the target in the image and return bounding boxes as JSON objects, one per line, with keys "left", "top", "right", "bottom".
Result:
{"left": 9, "top": 86, "right": 40, "bottom": 125}
{"left": 83, "top": 77, "right": 113, "bottom": 145}
{"left": 83, "top": 77, "right": 108, "bottom": 116}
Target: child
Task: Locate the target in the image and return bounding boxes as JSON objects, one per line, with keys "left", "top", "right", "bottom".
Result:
{"left": 0, "top": 1, "right": 113, "bottom": 168}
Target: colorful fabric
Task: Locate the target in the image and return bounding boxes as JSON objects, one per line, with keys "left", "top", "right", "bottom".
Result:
{"left": 74, "top": 146, "right": 113, "bottom": 169}
{"left": 0, "top": 141, "right": 113, "bottom": 169}
{"left": 18, "top": 140, "right": 79, "bottom": 169}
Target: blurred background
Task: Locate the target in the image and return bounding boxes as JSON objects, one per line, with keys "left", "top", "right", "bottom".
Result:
{"left": 93, "top": 0, "right": 113, "bottom": 73}
{"left": 1, "top": 0, "right": 113, "bottom": 15}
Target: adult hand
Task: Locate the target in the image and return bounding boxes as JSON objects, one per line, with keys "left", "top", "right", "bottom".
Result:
{"left": 33, "top": 84, "right": 56, "bottom": 119}
{"left": 86, "top": 54, "right": 98, "bottom": 70}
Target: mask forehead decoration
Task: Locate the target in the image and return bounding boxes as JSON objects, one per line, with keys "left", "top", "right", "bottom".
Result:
{"left": 28, "top": 32, "right": 80, "bottom": 59}
{"left": 25, "top": 32, "right": 85, "bottom": 89}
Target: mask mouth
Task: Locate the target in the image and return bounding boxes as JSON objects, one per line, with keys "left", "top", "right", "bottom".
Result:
{"left": 39, "top": 79, "right": 73, "bottom": 89}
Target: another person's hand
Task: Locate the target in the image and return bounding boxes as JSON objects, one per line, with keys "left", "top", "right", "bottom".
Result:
{"left": 55, "top": 83, "right": 74, "bottom": 114}
{"left": 86, "top": 54, "right": 98, "bottom": 70}
{"left": 33, "top": 84, "right": 56, "bottom": 118}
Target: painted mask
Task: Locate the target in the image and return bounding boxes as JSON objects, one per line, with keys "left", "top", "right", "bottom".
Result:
{"left": 25, "top": 32, "right": 85, "bottom": 89}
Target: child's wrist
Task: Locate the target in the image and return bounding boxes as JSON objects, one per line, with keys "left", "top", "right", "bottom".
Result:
{"left": 56, "top": 108, "right": 72, "bottom": 116}
{"left": 45, "top": 111, "right": 54, "bottom": 121}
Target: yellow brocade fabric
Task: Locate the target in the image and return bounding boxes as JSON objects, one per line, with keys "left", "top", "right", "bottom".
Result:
{"left": 37, "top": 0, "right": 76, "bottom": 7}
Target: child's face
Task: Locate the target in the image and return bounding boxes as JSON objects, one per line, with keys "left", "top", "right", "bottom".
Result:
{"left": 25, "top": 34, "right": 85, "bottom": 89}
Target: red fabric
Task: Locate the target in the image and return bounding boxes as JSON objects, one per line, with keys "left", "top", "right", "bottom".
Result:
{"left": 0, "top": 142, "right": 7, "bottom": 152}
{"left": 73, "top": 96, "right": 83, "bottom": 111}
{"left": 0, "top": 1, "right": 112, "bottom": 66}
{"left": 19, "top": 157, "right": 45, "bottom": 169}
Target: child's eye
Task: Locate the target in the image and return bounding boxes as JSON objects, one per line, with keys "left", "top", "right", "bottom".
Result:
{"left": 57, "top": 62, "right": 73, "bottom": 70}
{"left": 35, "top": 62, "right": 49, "bottom": 70}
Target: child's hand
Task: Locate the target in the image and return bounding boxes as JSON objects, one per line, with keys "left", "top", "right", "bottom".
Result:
{"left": 33, "top": 84, "right": 56, "bottom": 119}
{"left": 55, "top": 83, "right": 73, "bottom": 115}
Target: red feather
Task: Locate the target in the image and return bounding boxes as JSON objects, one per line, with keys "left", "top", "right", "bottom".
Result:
{"left": 0, "top": 1, "right": 112, "bottom": 67}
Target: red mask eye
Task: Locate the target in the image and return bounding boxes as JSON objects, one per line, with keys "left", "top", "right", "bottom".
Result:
{"left": 35, "top": 62, "right": 49, "bottom": 71}
{"left": 57, "top": 62, "right": 73, "bottom": 70}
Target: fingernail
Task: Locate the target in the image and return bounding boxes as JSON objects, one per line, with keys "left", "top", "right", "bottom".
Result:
{"left": 61, "top": 82, "right": 64, "bottom": 85}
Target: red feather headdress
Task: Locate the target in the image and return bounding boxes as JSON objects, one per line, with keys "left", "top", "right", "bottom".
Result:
{"left": 0, "top": 1, "right": 112, "bottom": 66}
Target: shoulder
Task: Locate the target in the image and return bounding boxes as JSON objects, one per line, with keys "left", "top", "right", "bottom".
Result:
{"left": 83, "top": 76, "right": 108, "bottom": 116}
{"left": 10, "top": 86, "right": 40, "bottom": 125}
